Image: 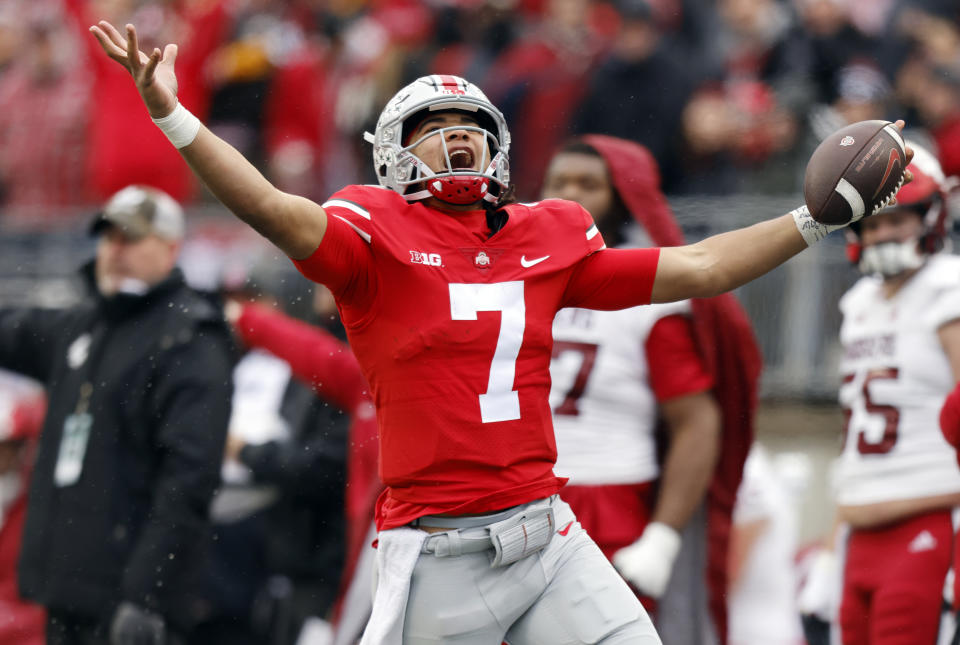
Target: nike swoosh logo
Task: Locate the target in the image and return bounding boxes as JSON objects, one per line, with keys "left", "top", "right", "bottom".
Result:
{"left": 557, "top": 521, "right": 574, "bottom": 536}
{"left": 521, "top": 254, "right": 550, "bottom": 268}
{"left": 872, "top": 148, "right": 902, "bottom": 199}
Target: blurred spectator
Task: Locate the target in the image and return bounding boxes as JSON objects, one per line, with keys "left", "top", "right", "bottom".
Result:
{"left": 261, "top": 34, "right": 337, "bottom": 203}
{"left": 893, "top": 7, "right": 960, "bottom": 179}
{"left": 679, "top": 0, "right": 807, "bottom": 194}
{"left": 0, "top": 2, "right": 22, "bottom": 73}
{"left": 65, "top": 0, "right": 230, "bottom": 203}
{"left": 895, "top": 6, "right": 960, "bottom": 68}
{"left": 727, "top": 444, "right": 804, "bottom": 645}
{"left": 0, "top": 370, "right": 46, "bottom": 645}
{"left": 904, "top": 61, "right": 960, "bottom": 179}
{"left": 226, "top": 291, "right": 380, "bottom": 645}
{"left": 792, "top": 0, "right": 885, "bottom": 105}
{"left": 571, "top": 0, "right": 694, "bottom": 193}
{"left": 805, "top": 62, "right": 897, "bottom": 176}
{"left": 817, "top": 62, "right": 894, "bottom": 133}
{"left": 188, "top": 322, "right": 348, "bottom": 645}
{"left": 0, "top": 0, "right": 91, "bottom": 211}
{"left": 402, "top": 1, "right": 517, "bottom": 90}
{"left": 204, "top": 0, "right": 309, "bottom": 168}
{"left": 0, "top": 185, "right": 234, "bottom": 644}
{"left": 541, "top": 135, "right": 762, "bottom": 644}
{"left": 260, "top": 0, "right": 435, "bottom": 200}
{"left": 486, "top": 0, "right": 606, "bottom": 197}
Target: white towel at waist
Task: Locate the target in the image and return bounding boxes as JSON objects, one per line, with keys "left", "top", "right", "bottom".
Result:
{"left": 360, "top": 527, "right": 429, "bottom": 645}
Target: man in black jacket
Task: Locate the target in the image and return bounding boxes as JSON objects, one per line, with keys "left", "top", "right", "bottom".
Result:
{"left": 0, "top": 185, "right": 234, "bottom": 645}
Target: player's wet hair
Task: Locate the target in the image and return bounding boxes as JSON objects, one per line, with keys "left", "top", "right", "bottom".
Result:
{"left": 484, "top": 183, "right": 515, "bottom": 237}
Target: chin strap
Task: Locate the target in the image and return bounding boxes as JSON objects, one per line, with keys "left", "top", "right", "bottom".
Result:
{"left": 403, "top": 156, "right": 502, "bottom": 205}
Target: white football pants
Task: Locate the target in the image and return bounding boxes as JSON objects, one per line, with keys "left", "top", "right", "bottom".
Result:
{"left": 374, "top": 496, "right": 662, "bottom": 644}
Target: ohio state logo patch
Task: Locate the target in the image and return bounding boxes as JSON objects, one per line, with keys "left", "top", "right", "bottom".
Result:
{"left": 459, "top": 248, "right": 505, "bottom": 270}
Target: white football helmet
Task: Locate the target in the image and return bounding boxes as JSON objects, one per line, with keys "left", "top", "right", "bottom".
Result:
{"left": 364, "top": 75, "right": 511, "bottom": 205}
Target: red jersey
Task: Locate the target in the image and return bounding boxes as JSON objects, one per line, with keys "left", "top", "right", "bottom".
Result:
{"left": 294, "top": 185, "right": 659, "bottom": 529}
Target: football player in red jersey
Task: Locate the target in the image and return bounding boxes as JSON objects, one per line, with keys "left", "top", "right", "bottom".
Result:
{"left": 90, "top": 20, "right": 910, "bottom": 645}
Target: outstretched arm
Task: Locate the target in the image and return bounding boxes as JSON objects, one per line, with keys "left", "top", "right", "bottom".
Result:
{"left": 651, "top": 211, "right": 807, "bottom": 302}
{"left": 89, "top": 21, "right": 326, "bottom": 259}
{"left": 651, "top": 123, "right": 914, "bottom": 303}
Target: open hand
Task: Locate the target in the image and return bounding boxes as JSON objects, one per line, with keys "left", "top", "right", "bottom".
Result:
{"left": 89, "top": 21, "right": 179, "bottom": 119}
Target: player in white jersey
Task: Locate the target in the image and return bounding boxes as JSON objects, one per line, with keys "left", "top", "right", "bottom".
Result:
{"left": 728, "top": 444, "right": 804, "bottom": 645}
{"left": 543, "top": 136, "right": 762, "bottom": 643}
{"left": 831, "top": 144, "right": 960, "bottom": 644}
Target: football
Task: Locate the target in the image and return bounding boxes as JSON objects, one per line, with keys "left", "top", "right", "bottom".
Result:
{"left": 803, "top": 120, "right": 907, "bottom": 225}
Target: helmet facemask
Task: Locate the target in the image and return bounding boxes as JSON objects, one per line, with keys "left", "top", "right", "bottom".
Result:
{"left": 858, "top": 238, "right": 925, "bottom": 278}
{"left": 399, "top": 121, "right": 505, "bottom": 205}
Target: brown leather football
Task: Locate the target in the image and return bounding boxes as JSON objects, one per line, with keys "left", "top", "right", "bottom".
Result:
{"left": 803, "top": 120, "right": 907, "bottom": 225}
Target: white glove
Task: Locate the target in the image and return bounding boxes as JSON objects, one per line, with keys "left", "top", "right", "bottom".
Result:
{"left": 612, "top": 522, "right": 682, "bottom": 599}
{"left": 797, "top": 549, "right": 840, "bottom": 622}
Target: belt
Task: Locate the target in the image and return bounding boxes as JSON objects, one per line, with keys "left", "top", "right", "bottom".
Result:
{"left": 415, "top": 497, "right": 557, "bottom": 559}
{"left": 410, "top": 504, "right": 522, "bottom": 529}
{"left": 421, "top": 527, "right": 493, "bottom": 557}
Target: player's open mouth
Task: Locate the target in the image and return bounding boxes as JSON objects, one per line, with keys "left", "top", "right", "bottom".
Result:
{"left": 449, "top": 149, "right": 474, "bottom": 170}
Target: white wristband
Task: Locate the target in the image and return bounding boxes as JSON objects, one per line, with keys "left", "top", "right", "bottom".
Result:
{"left": 791, "top": 204, "right": 844, "bottom": 247}
{"left": 151, "top": 102, "right": 201, "bottom": 149}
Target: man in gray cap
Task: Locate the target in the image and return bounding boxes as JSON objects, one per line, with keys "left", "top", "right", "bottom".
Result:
{"left": 88, "top": 185, "right": 186, "bottom": 296}
{"left": 0, "top": 185, "right": 234, "bottom": 645}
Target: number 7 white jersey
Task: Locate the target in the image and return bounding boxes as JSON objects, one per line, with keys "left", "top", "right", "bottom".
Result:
{"left": 836, "top": 254, "right": 960, "bottom": 506}
{"left": 549, "top": 300, "right": 690, "bottom": 485}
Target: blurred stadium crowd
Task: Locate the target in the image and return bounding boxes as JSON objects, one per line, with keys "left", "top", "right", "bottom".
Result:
{"left": 0, "top": 0, "right": 958, "bottom": 214}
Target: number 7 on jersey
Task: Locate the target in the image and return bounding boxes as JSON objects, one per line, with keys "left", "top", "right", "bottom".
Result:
{"left": 449, "top": 281, "right": 525, "bottom": 423}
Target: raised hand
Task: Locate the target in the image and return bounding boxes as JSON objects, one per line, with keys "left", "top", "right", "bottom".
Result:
{"left": 89, "top": 21, "right": 178, "bottom": 119}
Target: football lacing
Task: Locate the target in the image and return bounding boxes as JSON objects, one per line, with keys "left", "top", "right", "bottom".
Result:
{"left": 872, "top": 173, "right": 907, "bottom": 215}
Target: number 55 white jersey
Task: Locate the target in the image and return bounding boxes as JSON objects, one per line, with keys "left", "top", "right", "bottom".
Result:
{"left": 836, "top": 253, "right": 960, "bottom": 506}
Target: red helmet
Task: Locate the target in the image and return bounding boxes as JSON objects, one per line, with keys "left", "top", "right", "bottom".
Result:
{"left": 845, "top": 143, "right": 954, "bottom": 265}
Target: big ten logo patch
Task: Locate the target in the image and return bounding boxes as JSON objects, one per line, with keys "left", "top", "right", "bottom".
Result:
{"left": 410, "top": 250, "right": 443, "bottom": 267}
